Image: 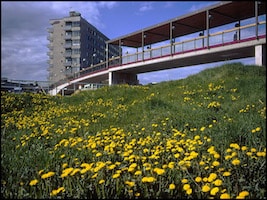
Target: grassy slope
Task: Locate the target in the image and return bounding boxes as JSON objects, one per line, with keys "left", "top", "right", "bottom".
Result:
{"left": 1, "top": 62, "right": 266, "bottom": 198}
{"left": 66, "top": 62, "right": 266, "bottom": 148}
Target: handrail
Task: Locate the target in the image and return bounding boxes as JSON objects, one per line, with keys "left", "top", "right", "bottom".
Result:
{"left": 120, "top": 21, "right": 266, "bottom": 60}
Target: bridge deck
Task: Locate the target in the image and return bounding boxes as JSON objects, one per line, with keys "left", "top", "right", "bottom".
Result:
{"left": 49, "top": 1, "right": 266, "bottom": 95}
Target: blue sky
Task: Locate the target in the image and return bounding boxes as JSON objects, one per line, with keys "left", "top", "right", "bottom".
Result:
{"left": 1, "top": 1, "right": 255, "bottom": 84}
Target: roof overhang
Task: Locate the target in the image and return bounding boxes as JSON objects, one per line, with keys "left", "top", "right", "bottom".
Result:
{"left": 107, "top": 1, "right": 266, "bottom": 48}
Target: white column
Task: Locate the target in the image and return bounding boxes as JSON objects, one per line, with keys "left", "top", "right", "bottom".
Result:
{"left": 109, "top": 71, "right": 113, "bottom": 85}
{"left": 255, "top": 44, "right": 266, "bottom": 66}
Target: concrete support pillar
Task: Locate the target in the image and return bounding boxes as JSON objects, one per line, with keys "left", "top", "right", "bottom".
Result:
{"left": 109, "top": 71, "right": 138, "bottom": 85}
{"left": 255, "top": 44, "right": 266, "bottom": 66}
{"left": 109, "top": 72, "right": 113, "bottom": 85}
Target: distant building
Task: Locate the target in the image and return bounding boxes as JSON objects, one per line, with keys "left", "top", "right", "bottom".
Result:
{"left": 47, "top": 11, "right": 120, "bottom": 85}
{"left": 1, "top": 78, "right": 46, "bottom": 93}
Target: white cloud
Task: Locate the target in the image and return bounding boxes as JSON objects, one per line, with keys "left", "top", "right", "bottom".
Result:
{"left": 189, "top": 1, "right": 218, "bottom": 12}
{"left": 1, "top": 1, "right": 119, "bottom": 81}
{"left": 164, "top": 2, "right": 175, "bottom": 8}
{"left": 139, "top": 2, "right": 153, "bottom": 12}
{"left": 98, "top": 1, "right": 118, "bottom": 9}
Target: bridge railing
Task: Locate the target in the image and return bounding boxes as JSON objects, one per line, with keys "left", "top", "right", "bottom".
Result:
{"left": 119, "top": 21, "right": 266, "bottom": 66}
{"left": 79, "top": 61, "right": 107, "bottom": 77}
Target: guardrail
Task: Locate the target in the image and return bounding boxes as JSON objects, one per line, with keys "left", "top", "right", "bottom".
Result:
{"left": 118, "top": 22, "right": 266, "bottom": 66}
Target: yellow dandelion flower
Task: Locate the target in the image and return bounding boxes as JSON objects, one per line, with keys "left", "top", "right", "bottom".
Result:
{"left": 128, "top": 167, "right": 135, "bottom": 172}
{"left": 246, "top": 152, "right": 253, "bottom": 156}
{"left": 112, "top": 173, "right": 120, "bottom": 179}
{"left": 168, "top": 162, "right": 175, "bottom": 169}
{"left": 210, "top": 187, "right": 219, "bottom": 195}
{"left": 29, "top": 179, "right": 38, "bottom": 186}
{"left": 99, "top": 179, "right": 105, "bottom": 184}
{"left": 61, "top": 167, "right": 73, "bottom": 178}
{"left": 181, "top": 178, "right": 188, "bottom": 183}
{"left": 183, "top": 184, "right": 190, "bottom": 191}
{"left": 202, "top": 184, "right": 210, "bottom": 192}
{"left": 174, "top": 153, "right": 180, "bottom": 158}
{"left": 107, "top": 164, "right": 116, "bottom": 170}
{"left": 226, "top": 148, "right": 232, "bottom": 153}
{"left": 238, "top": 191, "right": 249, "bottom": 197}
{"left": 208, "top": 173, "right": 217, "bottom": 182}
{"left": 70, "top": 168, "right": 80, "bottom": 176}
{"left": 199, "top": 161, "right": 205, "bottom": 165}
{"left": 91, "top": 173, "right": 98, "bottom": 179}
{"left": 142, "top": 176, "right": 156, "bottom": 183}
{"left": 129, "top": 163, "right": 137, "bottom": 169}
{"left": 96, "top": 152, "right": 102, "bottom": 157}
{"left": 213, "top": 179, "right": 223, "bottom": 186}
{"left": 135, "top": 192, "right": 140, "bottom": 197}
{"left": 186, "top": 188, "right": 192, "bottom": 195}
{"left": 212, "top": 161, "right": 220, "bottom": 167}
{"left": 125, "top": 181, "right": 135, "bottom": 187}
{"left": 223, "top": 171, "right": 231, "bottom": 176}
{"left": 220, "top": 193, "right": 230, "bottom": 199}
{"left": 134, "top": 170, "right": 142, "bottom": 176}
{"left": 195, "top": 177, "right": 202, "bottom": 182}
{"left": 214, "top": 153, "right": 220, "bottom": 158}
{"left": 203, "top": 177, "right": 208, "bottom": 182}
{"left": 230, "top": 143, "right": 240, "bottom": 150}
{"left": 38, "top": 169, "right": 44, "bottom": 175}
{"left": 241, "top": 146, "right": 247, "bottom": 151}
{"left": 257, "top": 151, "right": 266, "bottom": 157}
{"left": 50, "top": 187, "right": 65, "bottom": 196}
{"left": 232, "top": 158, "right": 240, "bottom": 165}
{"left": 41, "top": 172, "right": 55, "bottom": 179}
{"left": 62, "top": 163, "right": 68, "bottom": 169}
{"left": 255, "top": 127, "right": 261, "bottom": 132}
{"left": 251, "top": 148, "right": 257, "bottom": 152}
{"left": 169, "top": 183, "right": 175, "bottom": 190}
{"left": 153, "top": 167, "right": 165, "bottom": 175}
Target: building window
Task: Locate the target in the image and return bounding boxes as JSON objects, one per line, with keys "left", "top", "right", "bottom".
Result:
{"left": 72, "top": 21, "right": 80, "bottom": 27}
{"left": 72, "top": 58, "right": 80, "bottom": 64}
{"left": 72, "top": 49, "right": 80, "bottom": 54}
{"left": 72, "top": 31, "right": 80, "bottom": 37}
{"left": 72, "top": 40, "right": 80, "bottom": 46}
{"left": 65, "top": 31, "right": 72, "bottom": 36}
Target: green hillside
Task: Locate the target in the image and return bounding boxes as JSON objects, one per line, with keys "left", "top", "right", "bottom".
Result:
{"left": 1, "top": 62, "right": 266, "bottom": 199}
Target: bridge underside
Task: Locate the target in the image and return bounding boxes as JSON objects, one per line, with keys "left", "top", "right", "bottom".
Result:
{"left": 112, "top": 43, "right": 265, "bottom": 76}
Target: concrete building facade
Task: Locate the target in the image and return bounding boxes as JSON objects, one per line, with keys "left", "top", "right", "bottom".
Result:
{"left": 47, "top": 11, "right": 120, "bottom": 84}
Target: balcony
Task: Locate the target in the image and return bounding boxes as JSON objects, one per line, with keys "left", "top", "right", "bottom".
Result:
{"left": 47, "top": 28, "right": 53, "bottom": 33}
{"left": 71, "top": 35, "right": 80, "bottom": 40}
{"left": 64, "top": 34, "right": 72, "bottom": 40}
{"left": 64, "top": 61, "right": 72, "bottom": 66}
{"left": 64, "top": 43, "right": 72, "bottom": 48}
{"left": 64, "top": 51, "right": 72, "bottom": 57}
{"left": 47, "top": 35, "right": 53, "bottom": 41}
{"left": 47, "top": 44, "right": 54, "bottom": 50}
{"left": 64, "top": 25, "right": 72, "bottom": 31}
{"left": 71, "top": 27, "right": 80, "bottom": 31}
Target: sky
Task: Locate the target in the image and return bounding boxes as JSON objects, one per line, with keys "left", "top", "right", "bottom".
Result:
{"left": 1, "top": 1, "right": 256, "bottom": 84}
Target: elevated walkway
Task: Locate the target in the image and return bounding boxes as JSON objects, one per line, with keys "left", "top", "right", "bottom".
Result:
{"left": 49, "top": 1, "right": 266, "bottom": 95}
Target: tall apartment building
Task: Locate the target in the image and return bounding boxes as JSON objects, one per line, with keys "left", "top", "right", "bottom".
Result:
{"left": 47, "top": 11, "right": 120, "bottom": 84}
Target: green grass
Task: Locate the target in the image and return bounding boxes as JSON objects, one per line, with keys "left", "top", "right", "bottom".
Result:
{"left": 1, "top": 62, "right": 266, "bottom": 199}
